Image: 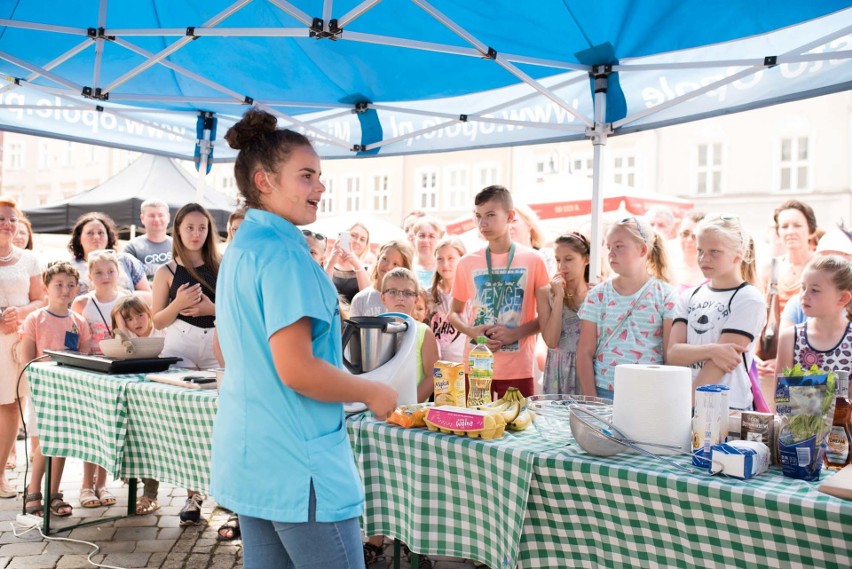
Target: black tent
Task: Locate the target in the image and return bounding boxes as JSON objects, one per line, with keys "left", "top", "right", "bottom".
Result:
{"left": 23, "top": 155, "right": 237, "bottom": 235}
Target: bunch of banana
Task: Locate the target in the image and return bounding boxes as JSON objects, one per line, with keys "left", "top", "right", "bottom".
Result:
{"left": 476, "top": 387, "right": 535, "bottom": 430}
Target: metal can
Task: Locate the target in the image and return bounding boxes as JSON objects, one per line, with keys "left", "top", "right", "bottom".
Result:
{"left": 692, "top": 385, "right": 731, "bottom": 468}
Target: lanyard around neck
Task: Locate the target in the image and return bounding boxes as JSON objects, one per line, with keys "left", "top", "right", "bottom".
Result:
{"left": 485, "top": 243, "right": 516, "bottom": 283}
{"left": 485, "top": 243, "right": 516, "bottom": 316}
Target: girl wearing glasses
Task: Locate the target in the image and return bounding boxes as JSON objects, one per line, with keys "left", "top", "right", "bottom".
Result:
{"left": 537, "top": 233, "right": 590, "bottom": 394}
{"left": 577, "top": 217, "right": 676, "bottom": 398}
{"left": 668, "top": 214, "right": 764, "bottom": 410}
{"left": 213, "top": 108, "right": 396, "bottom": 568}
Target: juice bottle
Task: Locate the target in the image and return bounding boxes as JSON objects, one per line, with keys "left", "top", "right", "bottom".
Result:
{"left": 467, "top": 336, "right": 493, "bottom": 408}
{"left": 825, "top": 369, "right": 850, "bottom": 470}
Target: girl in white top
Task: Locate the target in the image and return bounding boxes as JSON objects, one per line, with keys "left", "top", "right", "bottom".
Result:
{"left": 71, "top": 249, "right": 127, "bottom": 508}
{"left": 72, "top": 250, "right": 128, "bottom": 351}
{"left": 427, "top": 237, "right": 468, "bottom": 363}
{"left": 668, "top": 214, "right": 766, "bottom": 409}
{"left": 349, "top": 240, "right": 413, "bottom": 317}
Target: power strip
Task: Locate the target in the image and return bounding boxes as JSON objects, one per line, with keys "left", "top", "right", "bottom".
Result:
{"left": 16, "top": 514, "right": 41, "bottom": 528}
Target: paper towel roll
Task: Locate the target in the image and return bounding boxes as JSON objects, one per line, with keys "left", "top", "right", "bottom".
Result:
{"left": 612, "top": 364, "right": 692, "bottom": 455}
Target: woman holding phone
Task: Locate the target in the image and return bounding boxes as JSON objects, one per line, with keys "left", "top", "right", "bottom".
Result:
{"left": 324, "top": 223, "right": 371, "bottom": 303}
{"left": 213, "top": 109, "right": 396, "bottom": 568}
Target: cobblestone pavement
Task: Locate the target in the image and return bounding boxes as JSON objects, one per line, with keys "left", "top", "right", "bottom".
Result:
{"left": 0, "top": 442, "right": 475, "bottom": 568}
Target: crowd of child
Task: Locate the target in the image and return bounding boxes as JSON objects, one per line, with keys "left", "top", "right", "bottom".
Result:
{"left": 1, "top": 168, "right": 852, "bottom": 568}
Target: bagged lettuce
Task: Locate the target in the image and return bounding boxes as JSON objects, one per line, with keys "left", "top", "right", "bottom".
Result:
{"left": 775, "top": 364, "right": 836, "bottom": 481}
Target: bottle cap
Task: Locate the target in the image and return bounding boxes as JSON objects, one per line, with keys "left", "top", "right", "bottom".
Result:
{"left": 476, "top": 335, "right": 488, "bottom": 344}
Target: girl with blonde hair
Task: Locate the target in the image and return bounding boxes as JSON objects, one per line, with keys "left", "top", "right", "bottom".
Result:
{"left": 577, "top": 216, "right": 676, "bottom": 397}
{"left": 350, "top": 239, "right": 413, "bottom": 317}
{"left": 668, "top": 214, "right": 766, "bottom": 409}
{"left": 428, "top": 237, "right": 468, "bottom": 363}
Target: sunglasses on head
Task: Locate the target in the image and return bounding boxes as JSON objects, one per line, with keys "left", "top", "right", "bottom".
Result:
{"left": 88, "top": 249, "right": 117, "bottom": 259}
{"left": 301, "top": 229, "right": 326, "bottom": 241}
{"left": 619, "top": 217, "right": 646, "bottom": 242}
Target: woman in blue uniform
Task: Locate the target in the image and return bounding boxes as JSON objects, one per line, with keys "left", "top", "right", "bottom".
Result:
{"left": 213, "top": 109, "right": 397, "bottom": 568}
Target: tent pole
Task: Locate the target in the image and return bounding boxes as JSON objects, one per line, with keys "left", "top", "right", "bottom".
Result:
{"left": 196, "top": 141, "right": 211, "bottom": 204}
{"left": 589, "top": 68, "right": 610, "bottom": 284}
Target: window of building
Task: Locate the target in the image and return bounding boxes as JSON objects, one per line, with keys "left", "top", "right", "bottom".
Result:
{"left": 476, "top": 163, "right": 499, "bottom": 188}
{"left": 344, "top": 176, "right": 362, "bottom": 212}
{"left": 446, "top": 166, "right": 469, "bottom": 210}
{"left": 416, "top": 169, "right": 439, "bottom": 210}
{"left": 371, "top": 174, "right": 390, "bottom": 213}
{"left": 38, "top": 142, "right": 50, "bottom": 170}
{"left": 778, "top": 136, "right": 810, "bottom": 191}
{"left": 319, "top": 178, "right": 335, "bottom": 215}
{"left": 60, "top": 142, "right": 74, "bottom": 167}
{"left": 535, "top": 152, "right": 559, "bottom": 181}
{"left": 612, "top": 154, "right": 636, "bottom": 187}
{"left": 570, "top": 155, "right": 593, "bottom": 178}
{"left": 695, "top": 142, "right": 723, "bottom": 195}
{"left": 6, "top": 143, "right": 24, "bottom": 170}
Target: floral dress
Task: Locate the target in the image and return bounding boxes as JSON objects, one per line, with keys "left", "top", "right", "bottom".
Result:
{"left": 793, "top": 322, "right": 852, "bottom": 371}
{"left": 542, "top": 303, "right": 581, "bottom": 394}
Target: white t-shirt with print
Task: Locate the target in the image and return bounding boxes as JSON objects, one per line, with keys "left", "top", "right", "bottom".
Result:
{"left": 673, "top": 283, "right": 766, "bottom": 409}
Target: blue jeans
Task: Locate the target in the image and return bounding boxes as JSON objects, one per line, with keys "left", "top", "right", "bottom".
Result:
{"left": 239, "top": 484, "right": 365, "bottom": 569}
{"left": 596, "top": 386, "right": 614, "bottom": 400}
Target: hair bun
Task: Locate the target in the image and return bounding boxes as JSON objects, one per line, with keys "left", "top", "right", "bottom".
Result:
{"left": 224, "top": 109, "right": 278, "bottom": 150}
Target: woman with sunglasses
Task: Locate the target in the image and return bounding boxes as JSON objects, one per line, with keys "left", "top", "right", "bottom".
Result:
{"left": 67, "top": 212, "right": 150, "bottom": 302}
{"left": 301, "top": 229, "right": 328, "bottom": 264}
{"left": 671, "top": 211, "right": 708, "bottom": 292}
{"left": 325, "top": 223, "right": 372, "bottom": 303}
{"left": 213, "top": 109, "right": 396, "bottom": 568}
{"left": 537, "top": 233, "right": 590, "bottom": 394}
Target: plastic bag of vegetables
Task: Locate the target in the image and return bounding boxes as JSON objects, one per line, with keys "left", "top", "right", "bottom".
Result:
{"left": 775, "top": 364, "right": 837, "bottom": 481}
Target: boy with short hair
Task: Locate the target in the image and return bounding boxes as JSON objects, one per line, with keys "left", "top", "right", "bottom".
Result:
{"left": 20, "top": 262, "right": 92, "bottom": 518}
{"left": 450, "top": 185, "right": 549, "bottom": 397}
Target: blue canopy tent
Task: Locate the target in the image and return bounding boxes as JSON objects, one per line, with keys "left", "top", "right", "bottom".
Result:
{"left": 0, "top": 0, "right": 850, "bottom": 276}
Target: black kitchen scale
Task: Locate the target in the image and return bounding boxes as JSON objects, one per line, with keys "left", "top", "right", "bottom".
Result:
{"left": 44, "top": 350, "right": 181, "bottom": 374}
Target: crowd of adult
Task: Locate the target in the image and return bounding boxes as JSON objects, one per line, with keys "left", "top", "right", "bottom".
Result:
{"left": 0, "top": 109, "right": 851, "bottom": 568}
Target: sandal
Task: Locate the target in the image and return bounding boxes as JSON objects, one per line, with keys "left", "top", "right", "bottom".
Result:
{"left": 24, "top": 491, "right": 43, "bottom": 516}
{"left": 135, "top": 496, "right": 160, "bottom": 516}
{"left": 80, "top": 488, "right": 100, "bottom": 508}
{"left": 217, "top": 514, "right": 241, "bottom": 541}
{"left": 49, "top": 493, "right": 73, "bottom": 517}
{"left": 96, "top": 488, "right": 116, "bottom": 507}
{"left": 0, "top": 480, "right": 16, "bottom": 499}
{"left": 363, "top": 542, "right": 386, "bottom": 566}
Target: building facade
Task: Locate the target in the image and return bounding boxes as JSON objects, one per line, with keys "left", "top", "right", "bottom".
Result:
{"left": 2, "top": 92, "right": 850, "bottom": 245}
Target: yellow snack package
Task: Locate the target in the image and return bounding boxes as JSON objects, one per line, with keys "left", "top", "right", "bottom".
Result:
{"left": 433, "top": 361, "right": 466, "bottom": 407}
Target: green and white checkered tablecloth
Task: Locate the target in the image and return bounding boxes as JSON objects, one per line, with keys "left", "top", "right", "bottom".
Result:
{"left": 348, "top": 415, "right": 537, "bottom": 569}
{"left": 348, "top": 416, "right": 852, "bottom": 569}
{"left": 27, "top": 362, "right": 144, "bottom": 476}
{"left": 124, "top": 380, "right": 218, "bottom": 493}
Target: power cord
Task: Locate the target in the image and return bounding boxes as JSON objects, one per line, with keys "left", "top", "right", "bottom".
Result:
{"left": 10, "top": 518, "right": 127, "bottom": 569}
{"left": 12, "top": 355, "right": 128, "bottom": 569}
{"left": 16, "top": 354, "right": 50, "bottom": 516}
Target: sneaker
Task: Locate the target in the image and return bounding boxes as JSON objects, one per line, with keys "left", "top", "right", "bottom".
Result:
{"left": 179, "top": 494, "right": 204, "bottom": 526}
